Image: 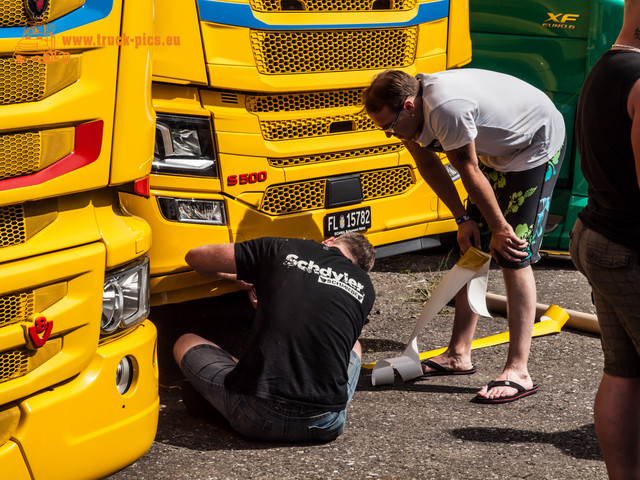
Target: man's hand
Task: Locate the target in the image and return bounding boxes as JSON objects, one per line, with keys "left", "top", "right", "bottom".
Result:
{"left": 456, "top": 220, "right": 480, "bottom": 254}
{"left": 235, "top": 279, "right": 258, "bottom": 309}
{"left": 246, "top": 286, "right": 258, "bottom": 309}
{"left": 488, "top": 224, "right": 529, "bottom": 262}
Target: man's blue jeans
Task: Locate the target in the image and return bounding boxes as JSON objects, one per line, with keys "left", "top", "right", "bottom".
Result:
{"left": 180, "top": 344, "right": 361, "bottom": 442}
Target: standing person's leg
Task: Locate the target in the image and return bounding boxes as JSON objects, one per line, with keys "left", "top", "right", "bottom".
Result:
{"left": 475, "top": 265, "right": 537, "bottom": 400}
{"left": 570, "top": 220, "right": 640, "bottom": 478}
{"left": 588, "top": 280, "right": 640, "bottom": 479}
{"left": 421, "top": 286, "right": 478, "bottom": 374}
{"left": 475, "top": 145, "right": 564, "bottom": 402}
{"left": 595, "top": 374, "right": 640, "bottom": 479}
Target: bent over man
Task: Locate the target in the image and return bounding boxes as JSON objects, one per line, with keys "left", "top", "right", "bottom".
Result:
{"left": 173, "top": 233, "right": 376, "bottom": 442}
{"left": 363, "top": 68, "right": 565, "bottom": 403}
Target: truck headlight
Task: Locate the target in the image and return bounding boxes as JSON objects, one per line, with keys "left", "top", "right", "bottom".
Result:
{"left": 153, "top": 114, "right": 217, "bottom": 177}
{"left": 158, "top": 197, "right": 227, "bottom": 225}
{"left": 101, "top": 256, "right": 150, "bottom": 335}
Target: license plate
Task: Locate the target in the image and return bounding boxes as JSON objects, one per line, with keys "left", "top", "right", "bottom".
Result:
{"left": 324, "top": 206, "right": 371, "bottom": 237}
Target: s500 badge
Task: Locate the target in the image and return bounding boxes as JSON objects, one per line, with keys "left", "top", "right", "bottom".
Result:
{"left": 227, "top": 171, "right": 267, "bottom": 186}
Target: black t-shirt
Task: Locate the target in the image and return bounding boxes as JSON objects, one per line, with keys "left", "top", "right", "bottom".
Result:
{"left": 576, "top": 50, "right": 640, "bottom": 247}
{"left": 225, "top": 237, "right": 376, "bottom": 411}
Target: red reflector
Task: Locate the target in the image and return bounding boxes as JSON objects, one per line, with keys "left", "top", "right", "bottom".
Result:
{"left": 134, "top": 177, "right": 150, "bottom": 198}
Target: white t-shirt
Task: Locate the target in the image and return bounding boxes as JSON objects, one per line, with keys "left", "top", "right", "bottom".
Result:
{"left": 415, "top": 69, "right": 565, "bottom": 172}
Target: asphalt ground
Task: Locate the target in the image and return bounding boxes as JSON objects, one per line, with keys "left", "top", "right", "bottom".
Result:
{"left": 107, "top": 245, "right": 604, "bottom": 480}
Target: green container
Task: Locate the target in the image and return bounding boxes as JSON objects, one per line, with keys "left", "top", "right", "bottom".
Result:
{"left": 467, "top": 0, "right": 623, "bottom": 251}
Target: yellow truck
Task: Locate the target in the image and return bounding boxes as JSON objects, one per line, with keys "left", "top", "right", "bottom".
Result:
{"left": 0, "top": 1, "right": 158, "bottom": 478}
{"left": 122, "top": 0, "right": 473, "bottom": 306}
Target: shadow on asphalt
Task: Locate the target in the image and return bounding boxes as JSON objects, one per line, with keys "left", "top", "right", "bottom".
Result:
{"left": 355, "top": 371, "right": 479, "bottom": 394}
{"left": 451, "top": 423, "right": 601, "bottom": 460}
{"left": 359, "top": 337, "right": 406, "bottom": 352}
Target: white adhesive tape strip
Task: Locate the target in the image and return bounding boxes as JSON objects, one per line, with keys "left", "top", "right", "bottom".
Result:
{"left": 371, "top": 247, "right": 491, "bottom": 386}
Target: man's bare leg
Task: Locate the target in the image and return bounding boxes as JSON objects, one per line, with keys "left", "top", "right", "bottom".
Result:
{"left": 422, "top": 285, "right": 478, "bottom": 373}
{"left": 173, "top": 333, "right": 239, "bottom": 366}
{"left": 595, "top": 373, "right": 640, "bottom": 480}
{"left": 476, "top": 265, "right": 536, "bottom": 399}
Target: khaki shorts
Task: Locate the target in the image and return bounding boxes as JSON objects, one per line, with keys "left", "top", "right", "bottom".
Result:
{"left": 570, "top": 218, "right": 640, "bottom": 377}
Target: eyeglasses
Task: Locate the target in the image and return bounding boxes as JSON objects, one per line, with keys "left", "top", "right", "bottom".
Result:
{"left": 382, "top": 96, "right": 408, "bottom": 134}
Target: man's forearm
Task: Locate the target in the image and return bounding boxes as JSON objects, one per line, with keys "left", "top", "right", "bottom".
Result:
{"left": 447, "top": 144, "right": 509, "bottom": 232}
{"left": 185, "top": 243, "right": 238, "bottom": 276}
{"left": 405, "top": 141, "right": 467, "bottom": 218}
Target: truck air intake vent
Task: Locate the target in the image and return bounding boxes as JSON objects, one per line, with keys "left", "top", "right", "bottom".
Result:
{"left": 0, "top": 340, "right": 62, "bottom": 385}
{"left": 0, "top": 59, "right": 47, "bottom": 104}
{"left": 250, "top": 0, "right": 415, "bottom": 12}
{"left": 0, "top": 205, "right": 27, "bottom": 248}
{"left": 0, "top": 0, "right": 50, "bottom": 27}
{"left": 221, "top": 93, "right": 239, "bottom": 104}
{"left": 0, "top": 132, "right": 42, "bottom": 179}
{"left": 260, "top": 112, "right": 376, "bottom": 140}
{"left": 260, "top": 166, "right": 414, "bottom": 215}
{"left": 280, "top": 0, "right": 304, "bottom": 10}
{"left": 0, "top": 127, "right": 74, "bottom": 180}
{"left": 246, "top": 88, "right": 364, "bottom": 113}
{"left": 0, "top": 350, "right": 30, "bottom": 384}
{"left": 268, "top": 143, "right": 404, "bottom": 167}
{"left": 0, "top": 203, "right": 57, "bottom": 248}
{"left": 0, "top": 292, "right": 34, "bottom": 328}
{"left": 329, "top": 120, "right": 354, "bottom": 134}
{"left": 1, "top": 57, "right": 80, "bottom": 106}
{"left": 0, "top": 0, "right": 84, "bottom": 27}
{"left": 250, "top": 27, "right": 417, "bottom": 74}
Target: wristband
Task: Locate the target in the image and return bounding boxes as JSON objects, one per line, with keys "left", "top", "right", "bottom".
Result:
{"left": 455, "top": 214, "right": 472, "bottom": 225}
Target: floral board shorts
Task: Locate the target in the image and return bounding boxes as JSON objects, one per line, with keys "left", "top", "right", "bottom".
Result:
{"left": 467, "top": 142, "right": 566, "bottom": 269}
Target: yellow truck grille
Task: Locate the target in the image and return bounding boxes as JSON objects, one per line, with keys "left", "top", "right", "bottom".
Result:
{"left": 269, "top": 143, "right": 404, "bottom": 167}
{"left": 0, "top": 203, "right": 59, "bottom": 249}
{"left": 0, "top": 350, "right": 30, "bottom": 384}
{"left": 0, "top": 126, "right": 75, "bottom": 184}
{"left": 0, "top": 205, "right": 27, "bottom": 248}
{"left": 261, "top": 112, "right": 376, "bottom": 140}
{"left": 0, "top": 339, "right": 62, "bottom": 385}
{"left": 0, "top": 128, "right": 74, "bottom": 180}
{"left": 361, "top": 165, "right": 413, "bottom": 197}
{"left": 262, "top": 179, "right": 326, "bottom": 214}
{"left": 250, "top": 0, "right": 416, "bottom": 12}
{"left": 246, "top": 88, "right": 364, "bottom": 113}
{"left": 0, "top": 292, "right": 35, "bottom": 328}
{"left": 0, "top": 0, "right": 84, "bottom": 27}
{"left": 0, "top": 131, "right": 41, "bottom": 179}
{"left": 0, "top": 0, "right": 50, "bottom": 27}
{"left": 250, "top": 26, "right": 418, "bottom": 74}
{"left": 0, "top": 59, "right": 47, "bottom": 105}
{"left": 0, "top": 284, "right": 65, "bottom": 384}
{"left": 260, "top": 166, "right": 414, "bottom": 214}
